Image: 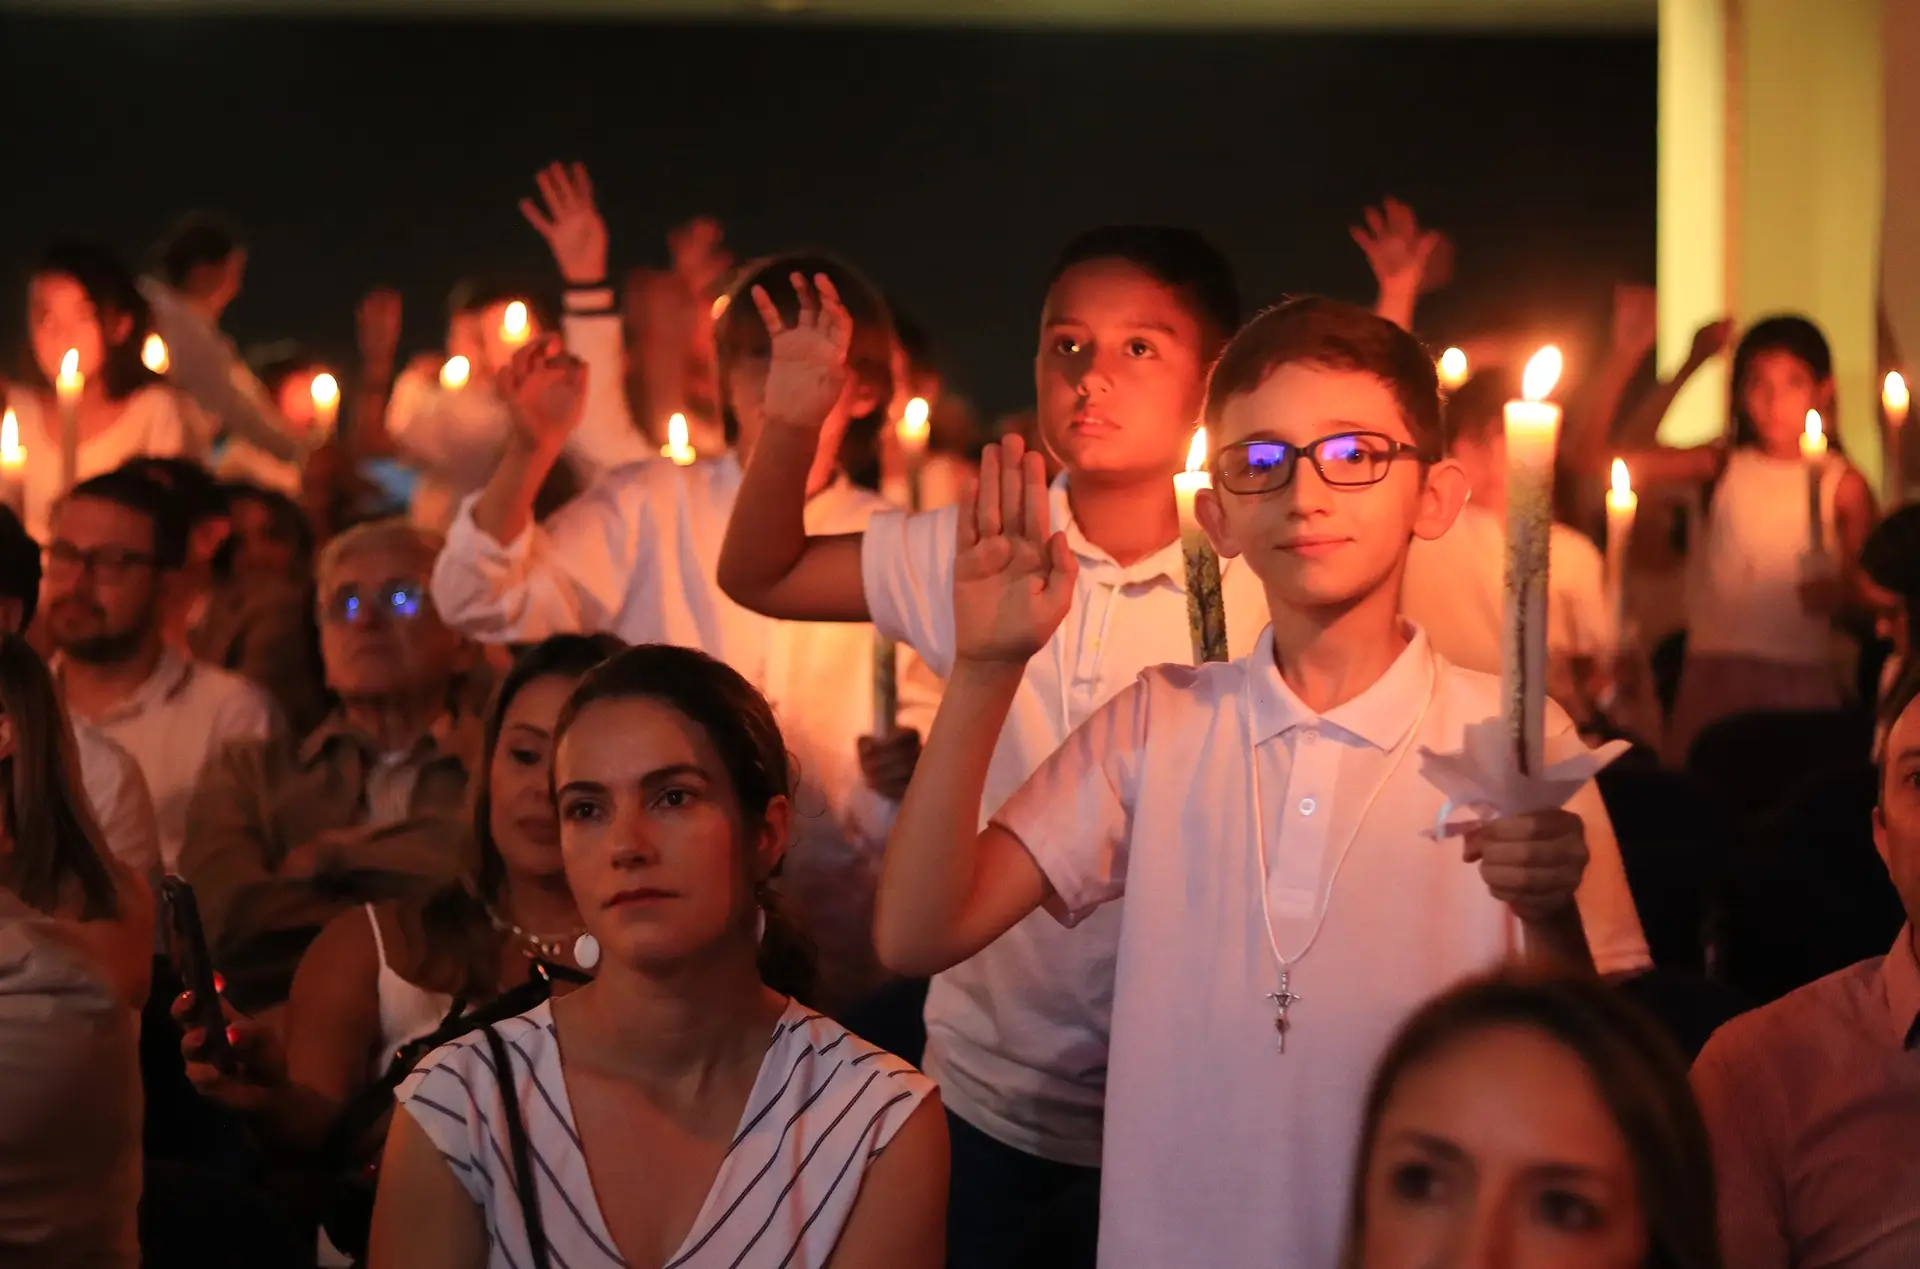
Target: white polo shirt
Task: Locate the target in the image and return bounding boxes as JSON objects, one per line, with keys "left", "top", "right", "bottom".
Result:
{"left": 862, "top": 473, "right": 1271, "bottom": 1166}
{"left": 992, "top": 625, "right": 1650, "bottom": 1267}
{"left": 64, "top": 651, "right": 276, "bottom": 872}
{"left": 70, "top": 722, "right": 161, "bottom": 880}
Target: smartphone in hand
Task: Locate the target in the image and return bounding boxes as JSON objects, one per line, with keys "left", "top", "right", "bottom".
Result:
{"left": 160, "top": 877, "right": 234, "bottom": 1074}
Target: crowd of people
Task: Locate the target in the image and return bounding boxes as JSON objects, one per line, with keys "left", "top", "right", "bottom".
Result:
{"left": 0, "top": 156, "right": 1914, "bottom": 1269}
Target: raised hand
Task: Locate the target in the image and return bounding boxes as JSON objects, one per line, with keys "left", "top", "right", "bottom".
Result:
{"left": 751, "top": 272, "right": 852, "bottom": 432}
{"left": 357, "top": 288, "right": 403, "bottom": 372}
{"left": 669, "top": 217, "right": 734, "bottom": 301}
{"left": 1352, "top": 198, "right": 1453, "bottom": 299}
{"left": 1610, "top": 284, "right": 1658, "bottom": 361}
{"left": 952, "top": 435, "right": 1078, "bottom": 666}
{"left": 1688, "top": 318, "right": 1734, "bottom": 369}
{"left": 520, "top": 161, "right": 609, "bottom": 286}
{"left": 499, "top": 334, "right": 588, "bottom": 454}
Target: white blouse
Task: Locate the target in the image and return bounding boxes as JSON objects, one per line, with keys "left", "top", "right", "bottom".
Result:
{"left": 398, "top": 999, "right": 932, "bottom": 1268}
{"left": 5, "top": 386, "right": 207, "bottom": 540}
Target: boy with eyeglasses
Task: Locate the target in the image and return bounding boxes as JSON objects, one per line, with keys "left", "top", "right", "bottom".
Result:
{"left": 872, "top": 297, "right": 1650, "bottom": 1268}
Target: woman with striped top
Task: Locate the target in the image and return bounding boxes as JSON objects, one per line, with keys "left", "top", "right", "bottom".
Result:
{"left": 371, "top": 643, "right": 947, "bottom": 1268}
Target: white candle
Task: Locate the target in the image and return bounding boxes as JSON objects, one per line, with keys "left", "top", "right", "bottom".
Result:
{"left": 1885, "top": 371, "right": 1909, "bottom": 504}
{"left": 501, "top": 300, "right": 531, "bottom": 348}
{"left": 310, "top": 372, "right": 340, "bottom": 443}
{"left": 141, "top": 334, "right": 170, "bottom": 375}
{"left": 440, "top": 355, "right": 472, "bottom": 391}
{"left": 661, "top": 413, "right": 697, "bottom": 466}
{"left": 1802, "top": 409, "right": 1828, "bottom": 553}
{"left": 897, "top": 397, "right": 931, "bottom": 512}
{"left": 1503, "top": 346, "right": 1563, "bottom": 776}
{"left": 1604, "top": 458, "right": 1637, "bottom": 651}
{"left": 1437, "top": 347, "right": 1470, "bottom": 392}
{"left": 0, "top": 408, "right": 26, "bottom": 516}
{"left": 55, "top": 349, "right": 83, "bottom": 493}
{"left": 1174, "top": 427, "right": 1228, "bottom": 664}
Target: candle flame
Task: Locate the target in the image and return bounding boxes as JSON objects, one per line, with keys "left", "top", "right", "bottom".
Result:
{"left": 141, "top": 334, "right": 170, "bottom": 374}
{"left": 1611, "top": 458, "right": 1631, "bottom": 499}
{"left": 668, "top": 413, "right": 689, "bottom": 450}
{"left": 1886, "top": 371, "right": 1910, "bottom": 415}
{"left": 904, "top": 397, "right": 930, "bottom": 429}
{"left": 502, "top": 301, "right": 530, "bottom": 341}
{"left": 1521, "top": 347, "right": 1563, "bottom": 402}
{"left": 59, "top": 349, "right": 79, "bottom": 381}
{"left": 711, "top": 294, "right": 731, "bottom": 322}
{"left": 1805, "top": 409, "right": 1823, "bottom": 444}
{"left": 1185, "top": 427, "right": 1208, "bottom": 473}
{"left": 440, "top": 355, "right": 471, "bottom": 390}
{"left": 1437, "top": 346, "right": 1469, "bottom": 389}
{"left": 0, "top": 409, "right": 20, "bottom": 463}
{"left": 310, "top": 372, "right": 339, "bottom": 409}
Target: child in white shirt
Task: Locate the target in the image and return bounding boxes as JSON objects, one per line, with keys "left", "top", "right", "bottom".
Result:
{"left": 873, "top": 297, "right": 1650, "bottom": 1268}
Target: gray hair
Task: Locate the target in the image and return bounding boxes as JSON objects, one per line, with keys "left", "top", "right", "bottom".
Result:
{"left": 315, "top": 518, "right": 445, "bottom": 595}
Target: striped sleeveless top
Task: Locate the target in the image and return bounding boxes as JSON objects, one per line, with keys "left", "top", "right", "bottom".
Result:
{"left": 396, "top": 998, "right": 933, "bottom": 1268}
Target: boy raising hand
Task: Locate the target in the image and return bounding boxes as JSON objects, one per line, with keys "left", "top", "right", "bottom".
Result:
{"left": 873, "top": 298, "right": 1649, "bottom": 1268}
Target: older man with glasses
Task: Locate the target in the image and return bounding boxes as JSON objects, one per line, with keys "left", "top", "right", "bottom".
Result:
{"left": 179, "top": 518, "right": 484, "bottom": 1013}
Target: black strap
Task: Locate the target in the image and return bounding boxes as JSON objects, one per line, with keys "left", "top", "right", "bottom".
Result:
{"left": 483, "top": 1023, "right": 553, "bottom": 1269}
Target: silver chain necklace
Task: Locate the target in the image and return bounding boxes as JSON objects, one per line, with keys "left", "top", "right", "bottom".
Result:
{"left": 485, "top": 905, "right": 585, "bottom": 962}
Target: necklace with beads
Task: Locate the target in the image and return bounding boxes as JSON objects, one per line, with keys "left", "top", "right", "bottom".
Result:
{"left": 485, "top": 905, "right": 585, "bottom": 963}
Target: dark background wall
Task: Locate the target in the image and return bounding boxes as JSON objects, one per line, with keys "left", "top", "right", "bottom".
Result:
{"left": 0, "top": 16, "right": 1655, "bottom": 416}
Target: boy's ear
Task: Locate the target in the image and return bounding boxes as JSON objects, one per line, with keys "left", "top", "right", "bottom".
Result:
{"left": 1411, "top": 457, "right": 1470, "bottom": 542}
{"left": 1195, "top": 486, "right": 1240, "bottom": 559}
{"left": 843, "top": 372, "right": 884, "bottom": 422}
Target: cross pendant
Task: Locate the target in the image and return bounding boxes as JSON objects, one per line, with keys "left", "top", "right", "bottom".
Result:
{"left": 1267, "top": 969, "right": 1302, "bottom": 1055}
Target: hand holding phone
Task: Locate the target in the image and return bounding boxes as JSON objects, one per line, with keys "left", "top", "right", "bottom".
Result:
{"left": 161, "top": 878, "right": 235, "bottom": 1075}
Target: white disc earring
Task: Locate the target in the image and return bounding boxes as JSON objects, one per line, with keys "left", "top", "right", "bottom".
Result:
{"left": 755, "top": 908, "right": 767, "bottom": 944}
{"left": 573, "top": 932, "right": 601, "bottom": 969}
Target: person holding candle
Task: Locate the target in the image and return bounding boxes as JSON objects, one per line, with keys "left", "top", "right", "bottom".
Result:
{"left": 715, "top": 226, "right": 1272, "bottom": 1268}
{"left": 1401, "top": 368, "right": 1614, "bottom": 723}
{"left": 379, "top": 163, "right": 652, "bottom": 534}
{"left": 7, "top": 242, "right": 209, "bottom": 539}
{"left": 429, "top": 253, "right": 938, "bottom": 1020}
{"left": 1608, "top": 317, "right": 1879, "bottom": 762}
{"left": 868, "top": 295, "right": 1648, "bottom": 1269}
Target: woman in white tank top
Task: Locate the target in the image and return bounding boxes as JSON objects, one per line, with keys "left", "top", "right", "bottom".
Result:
{"left": 179, "top": 635, "right": 628, "bottom": 1167}
{"left": 374, "top": 644, "right": 947, "bottom": 1269}
{"left": 1601, "top": 317, "right": 1878, "bottom": 762}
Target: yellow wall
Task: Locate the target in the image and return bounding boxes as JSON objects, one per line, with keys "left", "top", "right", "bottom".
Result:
{"left": 1660, "top": 0, "right": 1885, "bottom": 489}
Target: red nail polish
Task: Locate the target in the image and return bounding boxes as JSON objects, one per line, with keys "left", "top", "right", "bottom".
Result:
{"left": 227, "top": 1026, "right": 241, "bottom": 1047}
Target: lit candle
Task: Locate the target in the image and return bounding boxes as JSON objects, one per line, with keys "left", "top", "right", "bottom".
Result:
{"left": 1174, "top": 427, "right": 1229, "bottom": 664}
{"left": 1885, "top": 371, "right": 1909, "bottom": 505}
{"left": 55, "top": 349, "right": 83, "bottom": 493}
{"left": 897, "top": 397, "right": 931, "bottom": 512}
{"left": 141, "top": 334, "right": 170, "bottom": 375}
{"left": 661, "top": 412, "right": 697, "bottom": 466}
{"left": 0, "top": 408, "right": 25, "bottom": 516}
{"left": 1802, "top": 409, "right": 1829, "bottom": 553}
{"left": 440, "top": 355, "right": 471, "bottom": 391}
{"left": 711, "top": 293, "right": 731, "bottom": 322}
{"left": 501, "top": 300, "right": 531, "bottom": 347}
{"left": 1437, "top": 346, "right": 1470, "bottom": 392}
{"left": 1502, "top": 346, "right": 1563, "bottom": 776}
{"left": 310, "top": 372, "right": 340, "bottom": 443}
{"left": 1604, "top": 459, "right": 1638, "bottom": 651}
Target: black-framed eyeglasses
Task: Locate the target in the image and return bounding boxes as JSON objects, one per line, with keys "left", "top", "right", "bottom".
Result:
{"left": 1212, "top": 431, "right": 1435, "bottom": 496}
{"left": 41, "top": 541, "right": 159, "bottom": 583}
{"left": 323, "top": 579, "right": 428, "bottom": 627}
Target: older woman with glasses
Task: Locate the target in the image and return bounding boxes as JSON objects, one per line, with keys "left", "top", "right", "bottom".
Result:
{"left": 179, "top": 518, "right": 489, "bottom": 1015}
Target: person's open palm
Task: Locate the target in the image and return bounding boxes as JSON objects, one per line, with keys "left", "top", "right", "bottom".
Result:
{"left": 520, "top": 161, "right": 608, "bottom": 286}
{"left": 751, "top": 272, "right": 851, "bottom": 431}
{"left": 500, "top": 335, "right": 587, "bottom": 453}
{"left": 1351, "top": 198, "right": 1453, "bottom": 297}
{"left": 953, "top": 435, "right": 1078, "bottom": 666}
